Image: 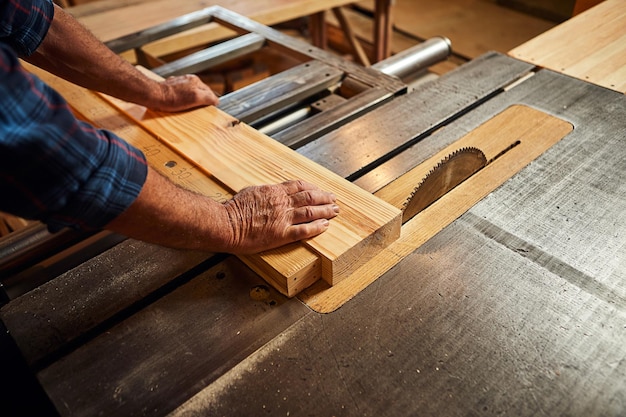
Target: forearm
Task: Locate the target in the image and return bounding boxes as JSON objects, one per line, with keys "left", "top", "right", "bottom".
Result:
{"left": 105, "top": 167, "right": 235, "bottom": 253}
{"left": 25, "top": 4, "right": 165, "bottom": 107}
{"left": 105, "top": 168, "right": 339, "bottom": 255}
{"left": 26, "top": 4, "right": 218, "bottom": 110}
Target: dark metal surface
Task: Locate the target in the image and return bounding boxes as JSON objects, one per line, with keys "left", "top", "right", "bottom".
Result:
{"left": 165, "top": 68, "right": 626, "bottom": 416}
{"left": 1, "top": 240, "right": 215, "bottom": 367}
{"left": 298, "top": 52, "right": 534, "bottom": 181}
{"left": 273, "top": 86, "right": 394, "bottom": 148}
{"left": 153, "top": 32, "right": 266, "bottom": 77}
{"left": 173, "top": 218, "right": 626, "bottom": 416}
{"left": 36, "top": 257, "right": 308, "bottom": 417}
{"left": 0, "top": 224, "right": 91, "bottom": 281}
{"left": 218, "top": 60, "right": 343, "bottom": 124}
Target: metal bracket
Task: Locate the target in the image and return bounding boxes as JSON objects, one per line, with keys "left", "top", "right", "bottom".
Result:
{"left": 105, "top": 6, "right": 407, "bottom": 148}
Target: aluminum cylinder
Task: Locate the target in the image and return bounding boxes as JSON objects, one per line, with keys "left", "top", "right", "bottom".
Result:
{"left": 372, "top": 36, "right": 452, "bottom": 81}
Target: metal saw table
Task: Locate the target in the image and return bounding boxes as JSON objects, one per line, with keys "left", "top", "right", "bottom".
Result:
{"left": 1, "top": 4, "right": 625, "bottom": 417}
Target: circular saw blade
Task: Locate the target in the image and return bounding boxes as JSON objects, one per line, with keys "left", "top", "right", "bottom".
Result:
{"left": 402, "top": 147, "right": 487, "bottom": 223}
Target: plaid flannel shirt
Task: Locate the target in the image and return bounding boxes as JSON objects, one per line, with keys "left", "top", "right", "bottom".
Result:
{"left": 0, "top": 0, "right": 147, "bottom": 232}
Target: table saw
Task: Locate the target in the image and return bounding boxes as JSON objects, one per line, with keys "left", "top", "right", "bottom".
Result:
{"left": 1, "top": 3, "right": 625, "bottom": 416}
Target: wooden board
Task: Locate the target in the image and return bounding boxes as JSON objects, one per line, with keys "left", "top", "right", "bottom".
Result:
{"left": 509, "top": 0, "right": 626, "bottom": 93}
{"left": 299, "top": 104, "right": 573, "bottom": 312}
{"left": 25, "top": 64, "right": 401, "bottom": 293}
{"left": 101, "top": 94, "right": 402, "bottom": 287}
{"left": 24, "top": 63, "right": 322, "bottom": 298}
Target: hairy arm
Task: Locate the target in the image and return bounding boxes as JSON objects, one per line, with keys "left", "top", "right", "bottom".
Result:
{"left": 105, "top": 167, "right": 339, "bottom": 255}
{"left": 24, "top": 4, "right": 218, "bottom": 111}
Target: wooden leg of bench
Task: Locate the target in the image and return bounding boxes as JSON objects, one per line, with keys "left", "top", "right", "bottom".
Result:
{"left": 374, "top": 0, "right": 394, "bottom": 62}
{"left": 309, "top": 11, "right": 327, "bottom": 50}
{"left": 332, "top": 7, "right": 371, "bottom": 66}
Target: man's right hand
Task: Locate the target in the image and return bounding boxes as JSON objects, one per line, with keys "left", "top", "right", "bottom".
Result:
{"left": 222, "top": 180, "right": 339, "bottom": 254}
{"left": 106, "top": 170, "right": 339, "bottom": 255}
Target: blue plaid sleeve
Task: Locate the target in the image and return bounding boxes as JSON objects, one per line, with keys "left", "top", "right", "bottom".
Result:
{"left": 0, "top": 0, "right": 54, "bottom": 56}
{"left": 0, "top": 43, "right": 148, "bottom": 232}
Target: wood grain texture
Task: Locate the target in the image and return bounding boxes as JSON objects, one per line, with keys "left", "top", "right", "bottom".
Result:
{"left": 31, "top": 62, "right": 401, "bottom": 291}
{"left": 509, "top": 0, "right": 626, "bottom": 93}
{"left": 573, "top": 0, "right": 604, "bottom": 15}
{"left": 101, "top": 93, "right": 402, "bottom": 286}
{"left": 357, "top": 0, "right": 554, "bottom": 59}
{"left": 299, "top": 104, "right": 573, "bottom": 312}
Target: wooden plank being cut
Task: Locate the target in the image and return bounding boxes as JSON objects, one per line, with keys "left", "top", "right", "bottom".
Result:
{"left": 509, "top": 0, "right": 626, "bottom": 93}
{"left": 299, "top": 104, "right": 574, "bottom": 312}
{"left": 101, "top": 93, "right": 402, "bottom": 287}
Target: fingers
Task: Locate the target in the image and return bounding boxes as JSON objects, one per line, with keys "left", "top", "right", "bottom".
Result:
{"left": 286, "top": 218, "right": 332, "bottom": 242}
{"left": 222, "top": 180, "right": 339, "bottom": 253}
{"left": 181, "top": 74, "right": 219, "bottom": 105}
{"left": 280, "top": 179, "right": 319, "bottom": 195}
{"left": 282, "top": 180, "right": 336, "bottom": 206}
{"left": 191, "top": 77, "right": 219, "bottom": 106}
{"left": 291, "top": 203, "right": 339, "bottom": 225}
{"left": 290, "top": 188, "right": 337, "bottom": 208}
{"left": 156, "top": 75, "right": 219, "bottom": 111}
{"left": 279, "top": 180, "right": 339, "bottom": 226}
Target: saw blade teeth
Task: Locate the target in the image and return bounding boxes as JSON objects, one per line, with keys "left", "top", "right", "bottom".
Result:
{"left": 403, "top": 187, "right": 418, "bottom": 210}
{"left": 401, "top": 147, "right": 488, "bottom": 222}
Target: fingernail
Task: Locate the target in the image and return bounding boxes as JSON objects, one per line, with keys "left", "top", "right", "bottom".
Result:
{"left": 332, "top": 204, "right": 340, "bottom": 213}
{"left": 322, "top": 219, "right": 330, "bottom": 227}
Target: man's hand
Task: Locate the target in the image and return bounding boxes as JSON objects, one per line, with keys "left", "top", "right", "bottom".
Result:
{"left": 223, "top": 180, "right": 339, "bottom": 254}
{"left": 152, "top": 74, "right": 220, "bottom": 112}
{"left": 106, "top": 169, "right": 338, "bottom": 255}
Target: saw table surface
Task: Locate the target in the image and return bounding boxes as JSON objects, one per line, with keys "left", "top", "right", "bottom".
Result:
{"left": 2, "top": 4, "right": 626, "bottom": 416}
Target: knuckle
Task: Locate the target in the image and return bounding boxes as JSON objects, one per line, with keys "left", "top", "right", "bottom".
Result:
{"left": 300, "top": 191, "right": 314, "bottom": 206}
{"left": 303, "top": 206, "right": 315, "bottom": 219}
